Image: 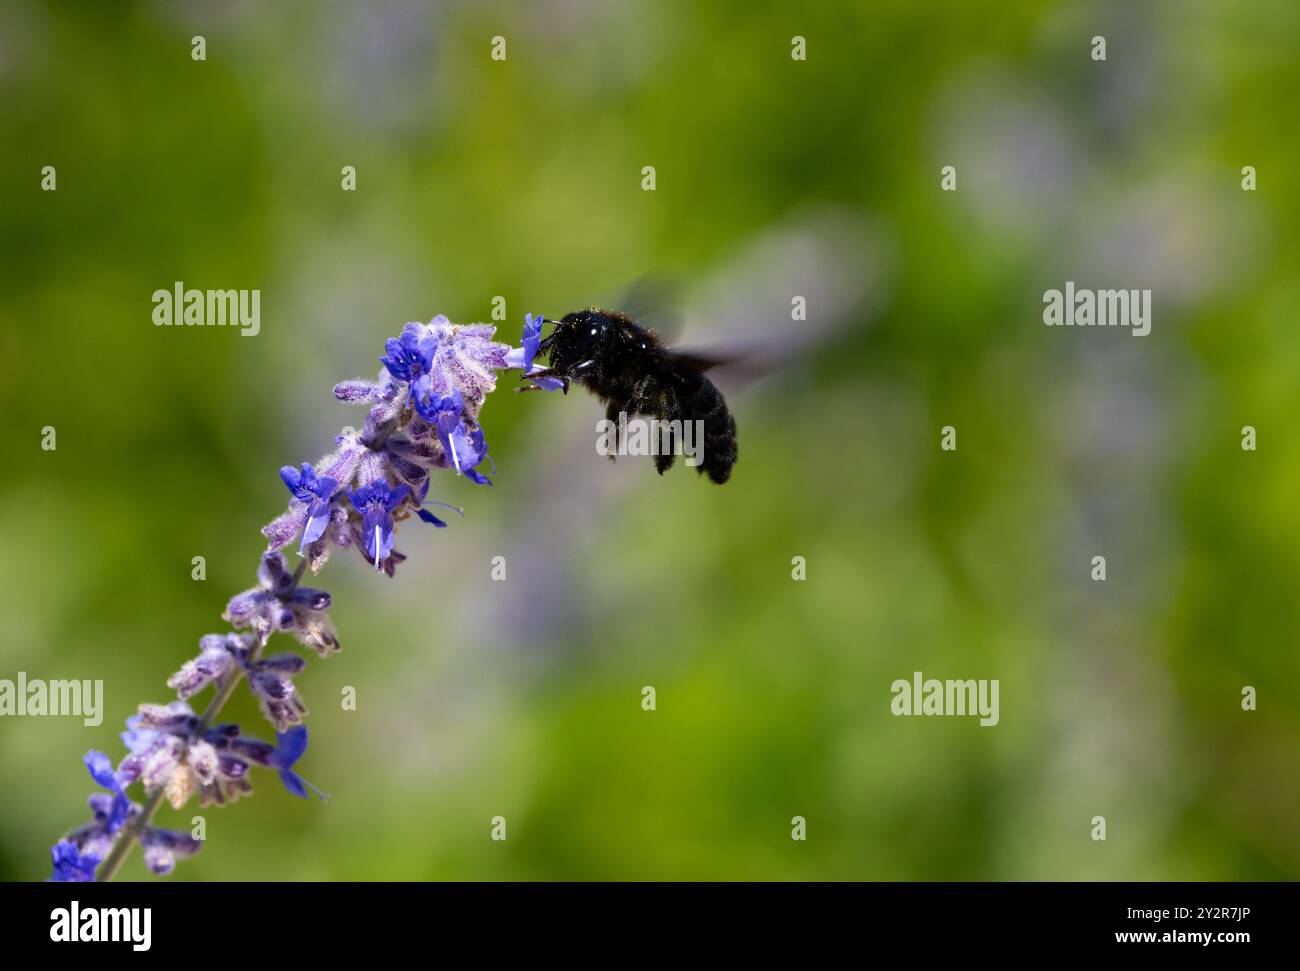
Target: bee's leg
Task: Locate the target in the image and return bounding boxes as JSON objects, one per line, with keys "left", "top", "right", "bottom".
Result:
{"left": 654, "top": 387, "right": 680, "bottom": 475}
{"left": 654, "top": 426, "right": 678, "bottom": 475}
{"left": 604, "top": 400, "right": 627, "bottom": 460}
{"left": 627, "top": 377, "right": 659, "bottom": 430}
{"left": 630, "top": 375, "right": 657, "bottom": 409}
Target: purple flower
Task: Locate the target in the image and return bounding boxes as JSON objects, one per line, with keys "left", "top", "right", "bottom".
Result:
{"left": 166, "top": 633, "right": 246, "bottom": 699}
{"left": 196, "top": 723, "right": 258, "bottom": 806}
{"left": 502, "top": 312, "right": 540, "bottom": 370}
{"left": 49, "top": 840, "right": 99, "bottom": 882}
{"left": 226, "top": 726, "right": 325, "bottom": 800}
{"left": 119, "top": 734, "right": 183, "bottom": 800}
{"left": 84, "top": 750, "right": 130, "bottom": 836}
{"left": 117, "top": 704, "right": 230, "bottom": 808}
{"left": 269, "top": 727, "right": 327, "bottom": 801}
{"left": 133, "top": 700, "right": 199, "bottom": 733}
{"left": 262, "top": 432, "right": 366, "bottom": 572}
{"left": 245, "top": 652, "right": 309, "bottom": 731}
{"left": 119, "top": 705, "right": 313, "bottom": 809}
{"left": 413, "top": 388, "right": 493, "bottom": 485}
{"left": 412, "top": 477, "right": 463, "bottom": 528}
{"left": 333, "top": 377, "right": 389, "bottom": 402}
{"left": 349, "top": 316, "right": 511, "bottom": 419}
{"left": 65, "top": 743, "right": 204, "bottom": 875}
{"left": 117, "top": 703, "right": 200, "bottom": 801}
{"left": 279, "top": 463, "right": 339, "bottom": 555}
{"left": 140, "top": 827, "right": 203, "bottom": 876}
{"left": 379, "top": 432, "right": 440, "bottom": 498}
{"left": 224, "top": 552, "right": 339, "bottom": 655}
{"left": 121, "top": 714, "right": 160, "bottom": 758}
{"left": 168, "top": 633, "right": 308, "bottom": 731}
{"left": 333, "top": 374, "right": 406, "bottom": 438}
{"left": 379, "top": 324, "right": 433, "bottom": 384}
{"left": 347, "top": 479, "right": 411, "bottom": 568}
{"left": 330, "top": 316, "right": 518, "bottom": 515}
{"left": 505, "top": 312, "right": 564, "bottom": 391}
{"left": 412, "top": 316, "right": 511, "bottom": 410}
{"left": 54, "top": 751, "right": 145, "bottom": 874}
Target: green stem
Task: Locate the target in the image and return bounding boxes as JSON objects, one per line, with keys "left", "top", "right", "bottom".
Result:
{"left": 94, "top": 786, "right": 165, "bottom": 882}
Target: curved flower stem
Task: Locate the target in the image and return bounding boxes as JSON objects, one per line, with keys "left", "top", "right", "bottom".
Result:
{"left": 94, "top": 787, "right": 165, "bottom": 882}
{"left": 95, "top": 664, "right": 250, "bottom": 882}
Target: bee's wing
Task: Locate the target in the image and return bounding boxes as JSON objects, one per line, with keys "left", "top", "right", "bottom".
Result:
{"left": 661, "top": 348, "right": 732, "bottom": 373}
{"left": 614, "top": 274, "right": 686, "bottom": 343}
{"left": 661, "top": 343, "right": 769, "bottom": 390}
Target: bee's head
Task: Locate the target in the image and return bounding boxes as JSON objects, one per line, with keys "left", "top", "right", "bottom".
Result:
{"left": 540, "top": 309, "right": 619, "bottom": 372}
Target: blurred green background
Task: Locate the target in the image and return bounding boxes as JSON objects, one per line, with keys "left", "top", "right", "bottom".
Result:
{"left": 2, "top": 0, "right": 1299, "bottom": 881}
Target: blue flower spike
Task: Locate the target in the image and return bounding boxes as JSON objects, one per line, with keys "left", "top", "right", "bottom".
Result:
{"left": 51, "top": 312, "right": 544, "bottom": 880}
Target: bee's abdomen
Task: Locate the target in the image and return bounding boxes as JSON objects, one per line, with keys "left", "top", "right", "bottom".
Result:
{"left": 689, "top": 377, "right": 737, "bottom": 484}
{"left": 654, "top": 373, "right": 736, "bottom": 484}
{"left": 606, "top": 364, "right": 738, "bottom": 484}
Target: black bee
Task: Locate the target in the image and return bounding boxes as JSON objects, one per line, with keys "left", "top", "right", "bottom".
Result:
{"left": 523, "top": 308, "right": 738, "bottom": 484}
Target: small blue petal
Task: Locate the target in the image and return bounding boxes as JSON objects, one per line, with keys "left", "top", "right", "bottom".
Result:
{"left": 299, "top": 498, "right": 332, "bottom": 552}
{"left": 84, "top": 750, "right": 120, "bottom": 794}
{"left": 526, "top": 364, "right": 565, "bottom": 392}
{"left": 384, "top": 483, "right": 411, "bottom": 511}
{"left": 521, "top": 313, "right": 543, "bottom": 369}
{"left": 106, "top": 793, "right": 131, "bottom": 834}
{"left": 279, "top": 769, "right": 327, "bottom": 801}
{"left": 270, "top": 726, "right": 309, "bottom": 770}
{"left": 416, "top": 508, "right": 447, "bottom": 527}
{"left": 279, "top": 465, "right": 303, "bottom": 492}
{"left": 280, "top": 769, "right": 309, "bottom": 799}
{"left": 49, "top": 840, "right": 99, "bottom": 882}
{"left": 379, "top": 329, "right": 434, "bottom": 383}
{"left": 268, "top": 728, "right": 327, "bottom": 800}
